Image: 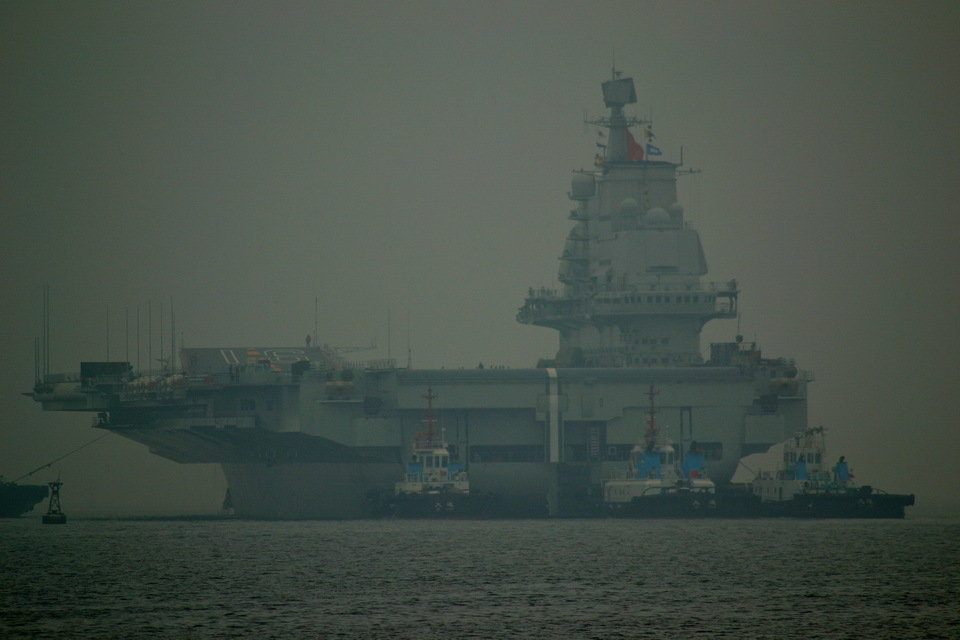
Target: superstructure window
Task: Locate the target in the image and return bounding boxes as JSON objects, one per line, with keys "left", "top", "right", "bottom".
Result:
{"left": 696, "top": 442, "right": 724, "bottom": 460}
{"left": 240, "top": 398, "right": 256, "bottom": 411}
{"left": 469, "top": 446, "right": 544, "bottom": 463}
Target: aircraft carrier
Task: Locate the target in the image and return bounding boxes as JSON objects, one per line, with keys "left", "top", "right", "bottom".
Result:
{"left": 30, "top": 73, "right": 811, "bottom": 518}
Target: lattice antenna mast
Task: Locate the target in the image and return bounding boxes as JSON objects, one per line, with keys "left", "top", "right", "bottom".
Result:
{"left": 46, "top": 476, "right": 64, "bottom": 516}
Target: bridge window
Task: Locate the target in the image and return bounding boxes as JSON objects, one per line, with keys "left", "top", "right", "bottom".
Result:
{"left": 469, "top": 446, "right": 544, "bottom": 463}
{"left": 696, "top": 442, "right": 724, "bottom": 460}
{"left": 605, "top": 444, "right": 634, "bottom": 461}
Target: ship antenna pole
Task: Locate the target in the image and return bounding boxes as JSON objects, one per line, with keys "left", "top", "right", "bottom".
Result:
{"left": 159, "top": 301, "right": 164, "bottom": 373}
{"left": 170, "top": 297, "right": 176, "bottom": 372}
{"left": 43, "top": 284, "right": 50, "bottom": 379}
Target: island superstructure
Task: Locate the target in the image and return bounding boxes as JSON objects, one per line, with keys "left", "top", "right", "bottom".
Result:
{"left": 518, "top": 75, "right": 737, "bottom": 369}
{"left": 29, "top": 73, "right": 811, "bottom": 518}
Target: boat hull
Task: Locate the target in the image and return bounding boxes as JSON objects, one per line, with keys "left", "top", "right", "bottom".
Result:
{"left": 367, "top": 490, "right": 502, "bottom": 518}
{"left": 0, "top": 482, "right": 48, "bottom": 518}
{"left": 604, "top": 491, "right": 718, "bottom": 518}
{"left": 760, "top": 489, "right": 916, "bottom": 519}
{"left": 221, "top": 461, "right": 583, "bottom": 519}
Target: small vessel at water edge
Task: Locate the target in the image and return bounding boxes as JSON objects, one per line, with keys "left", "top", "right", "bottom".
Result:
{"left": 751, "top": 426, "right": 914, "bottom": 518}
{"left": 602, "top": 385, "right": 717, "bottom": 517}
{"left": 0, "top": 477, "right": 48, "bottom": 518}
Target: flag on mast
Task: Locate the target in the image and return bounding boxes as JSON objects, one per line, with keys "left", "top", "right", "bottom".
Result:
{"left": 626, "top": 129, "right": 645, "bottom": 161}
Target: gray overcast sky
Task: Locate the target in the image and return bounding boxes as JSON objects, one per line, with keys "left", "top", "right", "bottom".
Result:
{"left": 2, "top": 1, "right": 958, "bottom": 515}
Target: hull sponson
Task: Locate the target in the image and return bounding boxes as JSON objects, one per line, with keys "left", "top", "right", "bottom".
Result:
{"left": 221, "top": 462, "right": 399, "bottom": 519}
{"left": 221, "top": 462, "right": 565, "bottom": 519}
{"left": 394, "top": 366, "right": 759, "bottom": 486}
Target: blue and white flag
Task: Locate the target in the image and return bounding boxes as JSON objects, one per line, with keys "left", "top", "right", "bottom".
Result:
{"left": 646, "top": 143, "right": 663, "bottom": 156}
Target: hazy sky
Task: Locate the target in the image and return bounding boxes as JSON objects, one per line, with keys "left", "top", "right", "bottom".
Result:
{"left": 2, "top": 1, "right": 958, "bottom": 515}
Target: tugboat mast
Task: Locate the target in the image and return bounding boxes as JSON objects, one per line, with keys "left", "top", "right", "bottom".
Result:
{"left": 643, "top": 384, "right": 659, "bottom": 451}
{"left": 418, "top": 387, "right": 438, "bottom": 448}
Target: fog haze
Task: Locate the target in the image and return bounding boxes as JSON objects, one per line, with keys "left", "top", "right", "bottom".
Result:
{"left": 2, "top": 1, "right": 958, "bottom": 515}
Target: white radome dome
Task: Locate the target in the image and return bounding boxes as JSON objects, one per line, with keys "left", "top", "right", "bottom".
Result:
{"left": 644, "top": 207, "right": 671, "bottom": 224}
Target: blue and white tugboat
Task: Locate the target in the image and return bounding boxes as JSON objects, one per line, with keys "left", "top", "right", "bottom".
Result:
{"left": 602, "top": 385, "right": 717, "bottom": 517}
{"left": 751, "top": 426, "right": 915, "bottom": 518}
{"left": 374, "top": 388, "right": 486, "bottom": 517}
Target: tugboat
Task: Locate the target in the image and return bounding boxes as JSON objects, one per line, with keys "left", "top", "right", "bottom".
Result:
{"left": 41, "top": 476, "right": 67, "bottom": 524}
{"left": 751, "top": 426, "right": 915, "bottom": 518}
{"left": 0, "top": 476, "right": 48, "bottom": 518}
{"left": 602, "top": 385, "right": 717, "bottom": 517}
{"left": 373, "top": 388, "right": 486, "bottom": 517}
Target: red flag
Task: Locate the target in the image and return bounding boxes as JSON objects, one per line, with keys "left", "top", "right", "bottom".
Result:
{"left": 626, "top": 129, "right": 644, "bottom": 161}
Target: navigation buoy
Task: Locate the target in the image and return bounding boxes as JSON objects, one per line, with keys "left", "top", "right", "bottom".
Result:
{"left": 41, "top": 477, "right": 66, "bottom": 525}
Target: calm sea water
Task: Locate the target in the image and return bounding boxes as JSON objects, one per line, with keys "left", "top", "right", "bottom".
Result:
{"left": 1, "top": 517, "right": 958, "bottom": 639}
